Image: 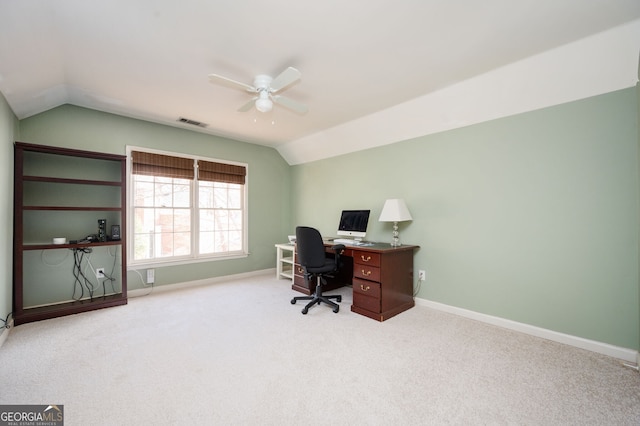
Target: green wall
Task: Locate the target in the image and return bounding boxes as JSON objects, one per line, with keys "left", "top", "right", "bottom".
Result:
{"left": 292, "top": 88, "right": 640, "bottom": 350}
{"left": 0, "top": 93, "right": 18, "bottom": 326}
{"left": 18, "top": 105, "right": 292, "bottom": 290}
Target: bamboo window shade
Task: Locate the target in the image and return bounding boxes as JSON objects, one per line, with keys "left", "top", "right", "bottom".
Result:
{"left": 131, "top": 151, "right": 194, "bottom": 179}
{"left": 198, "top": 160, "right": 246, "bottom": 185}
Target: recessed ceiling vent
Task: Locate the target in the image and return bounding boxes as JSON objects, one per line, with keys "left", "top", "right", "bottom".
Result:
{"left": 177, "top": 117, "right": 208, "bottom": 128}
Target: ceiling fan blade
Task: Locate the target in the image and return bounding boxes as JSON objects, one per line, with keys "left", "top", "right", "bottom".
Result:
{"left": 208, "top": 74, "right": 257, "bottom": 93}
{"left": 269, "top": 67, "right": 301, "bottom": 93}
{"left": 272, "top": 95, "right": 308, "bottom": 114}
{"left": 237, "top": 97, "right": 257, "bottom": 112}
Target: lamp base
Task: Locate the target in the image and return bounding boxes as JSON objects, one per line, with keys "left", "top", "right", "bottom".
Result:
{"left": 390, "top": 221, "right": 401, "bottom": 247}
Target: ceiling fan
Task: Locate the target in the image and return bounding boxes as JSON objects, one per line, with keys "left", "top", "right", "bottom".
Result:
{"left": 208, "top": 67, "right": 308, "bottom": 114}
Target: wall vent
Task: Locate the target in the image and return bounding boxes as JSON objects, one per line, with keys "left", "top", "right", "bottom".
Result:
{"left": 177, "top": 117, "right": 208, "bottom": 128}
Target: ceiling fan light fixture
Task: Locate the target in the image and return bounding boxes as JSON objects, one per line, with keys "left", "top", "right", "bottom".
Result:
{"left": 255, "top": 91, "right": 273, "bottom": 112}
{"left": 209, "top": 67, "right": 307, "bottom": 114}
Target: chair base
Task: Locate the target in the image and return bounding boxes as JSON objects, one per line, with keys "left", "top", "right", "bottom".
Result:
{"left": 291, "top": 276, "right": 342, "bottom": 314}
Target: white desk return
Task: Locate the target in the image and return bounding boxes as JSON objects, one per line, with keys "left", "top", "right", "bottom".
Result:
{"left": 275, "top": 243, "right": 295, "bottom": 283}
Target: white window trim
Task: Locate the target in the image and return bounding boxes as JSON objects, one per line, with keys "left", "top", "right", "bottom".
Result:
{"left": 126, "top": 146, "right": 249, "bottom": 269}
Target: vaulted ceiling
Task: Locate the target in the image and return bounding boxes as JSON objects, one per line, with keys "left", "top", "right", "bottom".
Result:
{"left": 1, "top": 0, "right": 639, "bottom": 163}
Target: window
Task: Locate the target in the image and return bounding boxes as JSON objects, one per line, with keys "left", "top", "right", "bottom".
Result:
{"left": 129, "top": 149, "right": 247, "bottom": 266}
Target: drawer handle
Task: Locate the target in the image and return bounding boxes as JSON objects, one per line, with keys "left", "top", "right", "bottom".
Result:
{"left": 361, "top": 255, "right": 371, "bottom": 262}
{"left": 360, "top": 284, "right": 370, "bottom": 291}
{"left": 297, "top": 267, "right": 304, "bottom": 273}
{"left": 361, "top": 269, "right": 371, "bottom": 276}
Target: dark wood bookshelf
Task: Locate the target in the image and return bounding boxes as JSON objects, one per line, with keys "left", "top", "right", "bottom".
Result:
{"left": 13, "top": 142, "right": 128, "bottom": 325}
{"left": 15, "top": 294, "right": 127, "bottom": 325}
{"left": 23, "top": 241, "right": 122, "bottom": 251}
{"left": 23, "top": 206, "right": 122, "bottom": 211}
{"left": 23, "top": 175, "right": 122, "bottom": 186}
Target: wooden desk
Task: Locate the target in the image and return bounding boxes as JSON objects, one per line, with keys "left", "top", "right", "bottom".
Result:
{"left": 291, "top": 241, "right": 419, "bottom": 322}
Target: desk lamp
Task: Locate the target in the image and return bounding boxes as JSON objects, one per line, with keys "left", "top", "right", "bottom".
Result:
{"left": 379, "top": 199, "right": 412, "bottom": 247}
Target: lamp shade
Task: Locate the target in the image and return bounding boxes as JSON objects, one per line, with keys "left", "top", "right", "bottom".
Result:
{"left": 378, "top": 198, "right": 412, "bottom": 222}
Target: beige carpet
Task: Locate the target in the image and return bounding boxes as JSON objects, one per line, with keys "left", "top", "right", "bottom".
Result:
{"left": 1, "top": 273, "right": 639, "bottom": 425}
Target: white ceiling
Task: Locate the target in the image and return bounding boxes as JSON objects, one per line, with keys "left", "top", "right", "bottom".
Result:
{"left": 1, "top": 0, "right": 640, "bottom": 162}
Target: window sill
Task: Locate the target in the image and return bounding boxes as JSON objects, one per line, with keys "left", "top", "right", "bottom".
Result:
{"left": 128, "top": 252, "right": 249, "bottom": 270}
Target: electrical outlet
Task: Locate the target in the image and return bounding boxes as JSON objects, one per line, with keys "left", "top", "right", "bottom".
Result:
{"left": 418, "top": 270, "right": 426, "bottom": 281}
{"left": 96, "top": 268, "right": 105, "bottom": 279}
{"left": 147, "top": 269, "right": 155, "bottom": 284}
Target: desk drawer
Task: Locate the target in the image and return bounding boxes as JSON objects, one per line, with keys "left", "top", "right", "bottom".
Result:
{"left": 354, "top": 264, "right": 380, "bottom": 282}
{"left": 353, "top": 279, "right": 381, "bottom": 313}
{"left": 353, "top": 250, "right": 381, "bottom": 267}
{"left": 353, "top": 279, "right": 380, "bottom": 298}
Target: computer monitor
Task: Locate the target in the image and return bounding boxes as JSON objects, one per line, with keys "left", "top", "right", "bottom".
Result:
{"left": 337, "top": 210, "right": 371, "bottom": 239}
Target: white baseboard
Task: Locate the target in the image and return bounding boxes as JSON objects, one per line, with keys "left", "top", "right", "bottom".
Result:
{"left": 415, "top": 297, "right": 638, "bottom": 363}
{"left": 128, "top": 268, "right": 274, "bottom": 298}
{"left": 0, "top": 318, "right": 14, "bottom": 350}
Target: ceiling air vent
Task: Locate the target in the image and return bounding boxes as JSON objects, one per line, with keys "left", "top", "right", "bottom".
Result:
{"left": 177, "top": 117, "right": 208, "bottom": 128}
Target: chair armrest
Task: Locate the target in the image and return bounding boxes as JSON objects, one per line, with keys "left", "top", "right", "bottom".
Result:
{"left": 331, "top": 244, "right": 346, "bottom": 253}
{"left": 330, "top": 244, "right": 346, "bottom": 270}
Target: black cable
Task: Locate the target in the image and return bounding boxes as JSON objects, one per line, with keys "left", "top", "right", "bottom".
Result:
{"left": 0, "top": 312, "right": 12, "bottom": 330}
{"left": 71, "top": 249, "right": 84, "bottom": 301}
{"left": 76, "top": 249, "right": 88, "bottom": 299}
{"left": 80, "top": 249, "right": 94, "bottom": 300}
{"left": 101, "top": 246, "right": 118, "bottom": 296}
{"left": 71, "top": 248, "right": 94, "bottom": 301}
{"left": 71, "top": 246, "right": 120, "bottom": 300}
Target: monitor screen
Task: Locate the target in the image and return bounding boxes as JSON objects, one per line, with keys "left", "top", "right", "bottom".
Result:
{"left": 337, "top": 210, "right": 371, "bottom": 239}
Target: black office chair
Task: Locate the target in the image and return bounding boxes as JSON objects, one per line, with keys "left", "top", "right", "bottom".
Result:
{"left": 291, "top": 226, "right": 346, "bottom": 314}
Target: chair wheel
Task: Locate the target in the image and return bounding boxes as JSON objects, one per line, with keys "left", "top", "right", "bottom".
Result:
{"left": 301, "top": 308, "right": 308, "bottom": 314}
{"left": 333, "top": 306, "right": 339, "bottom": 313}
{"left": 291, "top": 299, "right": 296, "bottom": 304}
{"left": 337, "top": 296, "right": 342, "bottom": 302}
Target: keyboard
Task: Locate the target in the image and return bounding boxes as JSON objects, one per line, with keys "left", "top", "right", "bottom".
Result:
{"left": 332, "top": 238, "right": 361, "bottom": 246}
